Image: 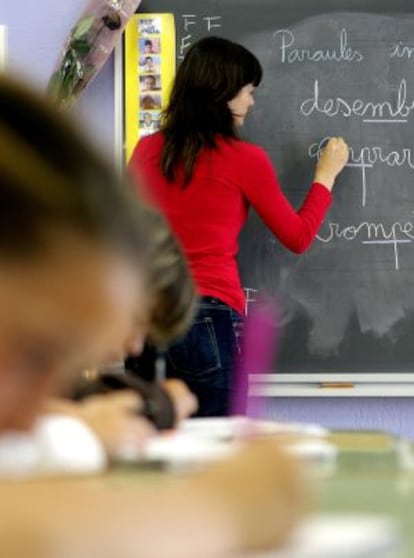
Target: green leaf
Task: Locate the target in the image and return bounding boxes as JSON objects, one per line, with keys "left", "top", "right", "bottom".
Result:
{"left": 71, "top": 38, "right": 91, "bottom": 56}
{"left": 72, "top": 15, "right": 96, "bottom": 40}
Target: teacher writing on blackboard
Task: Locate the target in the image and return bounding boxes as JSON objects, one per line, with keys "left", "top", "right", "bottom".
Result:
{"left": 129, "top": 36, "right": 349, "bottom": 417}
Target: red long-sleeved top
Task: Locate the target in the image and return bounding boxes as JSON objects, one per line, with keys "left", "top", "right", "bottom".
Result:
{"left": 129, "top": 132, "right": 331, "bottom": 315}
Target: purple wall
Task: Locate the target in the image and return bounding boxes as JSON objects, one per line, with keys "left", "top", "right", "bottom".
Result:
{"left": 257, "top": 397, "right": 414, "bottom": 440}
{"left": 0, "top": 0, "right": 115, "bottom": 157}
{"left": 2, "top": 1, "right": 414, "bottom": 439}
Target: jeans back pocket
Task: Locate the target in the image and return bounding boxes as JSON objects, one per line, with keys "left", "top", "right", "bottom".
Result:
{"left": 168, "top": 317, "right": 221, "bottom": 378}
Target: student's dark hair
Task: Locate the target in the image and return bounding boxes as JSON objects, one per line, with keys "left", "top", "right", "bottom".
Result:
{"left": 161, "top": 36, "right": 262, "bottom": 184}
{"left": 0, "top": 76, "right": 147, "bottom": 264}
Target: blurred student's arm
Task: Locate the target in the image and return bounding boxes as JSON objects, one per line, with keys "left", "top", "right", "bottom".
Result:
{"left": 0, "top": 437, "right": 307, "bottom": 558}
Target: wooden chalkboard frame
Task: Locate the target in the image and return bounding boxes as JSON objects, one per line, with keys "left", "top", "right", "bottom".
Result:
{"left": 114, "top": 3, "right": 414, "bottom": 395}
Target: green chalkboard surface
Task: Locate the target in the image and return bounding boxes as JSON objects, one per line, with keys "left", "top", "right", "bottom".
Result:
{"left": 137, "top": 0, "right": 414, "bottom": 375}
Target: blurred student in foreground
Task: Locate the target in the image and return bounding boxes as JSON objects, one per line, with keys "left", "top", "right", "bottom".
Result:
{"left": 46, "top": 203, "right": 199, "bottom": 457}
{"left": 0, "top": 75, "right": 305, "bottom": 558}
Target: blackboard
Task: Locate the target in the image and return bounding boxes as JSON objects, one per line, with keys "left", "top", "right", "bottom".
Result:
{"left": 138, "top": 0, "right": 414, "bottom": 376}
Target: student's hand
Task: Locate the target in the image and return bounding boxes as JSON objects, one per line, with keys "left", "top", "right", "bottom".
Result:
{"left": 75, "top": 392, "right": 155, "bottom": 459}
{"left": 314, "top": 136, "right": 349, "bottom": 191}
{"left": 162, "top": 379, "right": 198, "bottom": 422}
{"left": 45, "top": 394, "right": 155, "bottom": 459}
{"left": 193, "top": 437, "right": 308, "bottom": 552}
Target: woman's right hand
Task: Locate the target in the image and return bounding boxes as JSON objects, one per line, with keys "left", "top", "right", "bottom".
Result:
{"left": 314, "top": 136, "right": 349, "bottom": 191}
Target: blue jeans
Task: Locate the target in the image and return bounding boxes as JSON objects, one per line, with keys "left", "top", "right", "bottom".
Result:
{"left": 166, "top": 297, "right": 244, "bottom": 417}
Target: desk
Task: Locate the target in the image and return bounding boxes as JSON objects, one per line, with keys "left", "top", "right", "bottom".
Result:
{"left": 315, "top": 432, "right": 414, "bottom": 557}
{"left": 110, "top": 430, "right": 414, "bottom": 557}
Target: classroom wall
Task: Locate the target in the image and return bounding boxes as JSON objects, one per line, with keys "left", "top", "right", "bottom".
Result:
{"left": 257, "top": 397, "right": 414, "bottom": 440}
{"left": 2, "top": 1, "right": 414, "bottom": 439}
{"left": 0, "top": 0, "right": 116, "bottom": 158}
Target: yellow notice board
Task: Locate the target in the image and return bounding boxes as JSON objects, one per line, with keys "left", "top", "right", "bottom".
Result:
{"left": 124, "top": 14, "right": 175, "bottom": 162}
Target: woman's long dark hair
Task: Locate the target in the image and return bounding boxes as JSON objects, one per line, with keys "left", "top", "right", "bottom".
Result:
{"left": 161, "top": 36, "right": 262, "bottom": 184}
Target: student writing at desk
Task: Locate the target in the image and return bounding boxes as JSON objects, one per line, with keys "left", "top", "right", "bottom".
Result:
{"left": 47, "top": 203, "right": 200, "bottom": 455}
{"left": 0, "top": 75, "right": 306, "bottom": 558}
{"left": 129, "top": 36, "right": 350, "bottom": 417}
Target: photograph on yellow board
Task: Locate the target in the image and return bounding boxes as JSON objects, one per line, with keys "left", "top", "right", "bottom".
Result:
{"left": 139, "top": 55, "right": 160, "bottom": 74}
{"left": 139, "top": 110, "right": 161, "bottom": 137}
{"left": 139, "top": 93, "right": 161, "bottom": 110}
{"left": 139, "top": 37, "right": 161, "bottom": 55}
{"left": 138, "top": 17, "right": 162, "bottom": 36}
{"left": 139, "top": 74, "right": 161, "bottom": 92}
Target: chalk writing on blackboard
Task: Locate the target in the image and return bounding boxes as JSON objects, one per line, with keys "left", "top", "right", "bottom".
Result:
{"left": 272, "top": 28, "right": 364, "bottom": 64}
{"left": 239, "top": 13, "right": 414, "bottom": 364}
{"left": 178, "top": 14, "right": 222, "bottom": 59}
{"left": 390, "top": 42, "right": 414, "bottom": 59}
{"left": 300, "top": 79, "right": 414, "bottom": 121}
{"left": 243, "top": 288, "right": 260, "bottom": 316}
{"left": 309, "top": 136, "right": 414, "bottom": 207}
